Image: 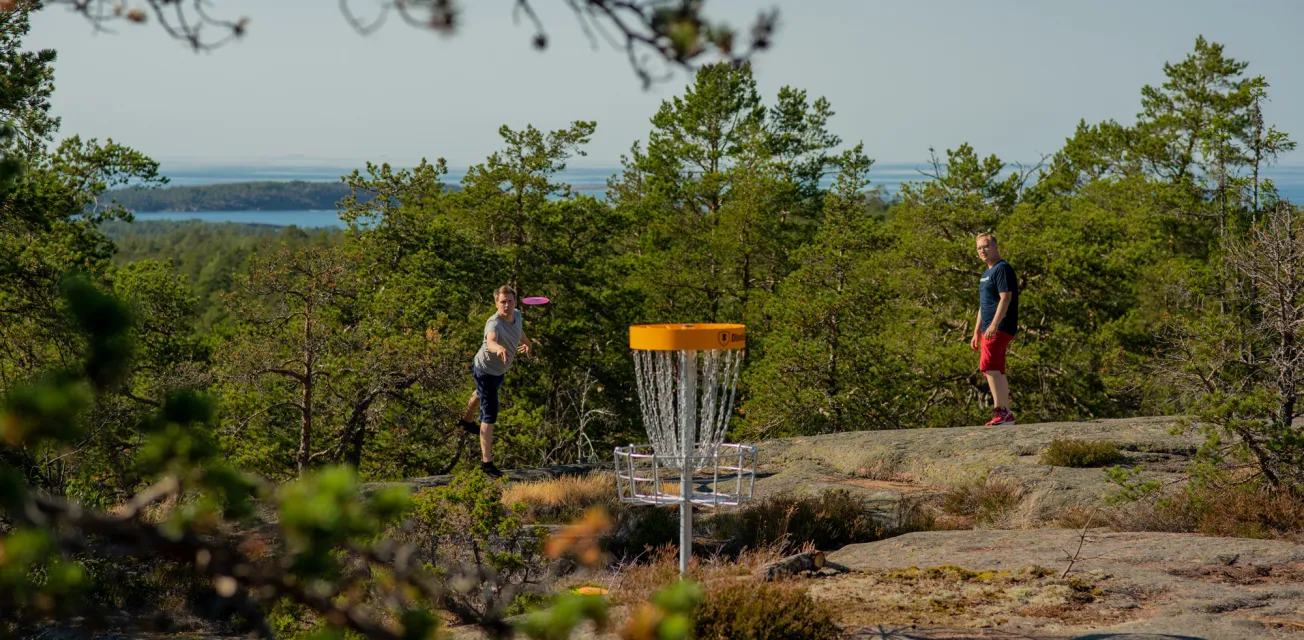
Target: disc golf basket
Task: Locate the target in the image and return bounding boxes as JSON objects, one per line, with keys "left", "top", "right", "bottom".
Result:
{"left": 614, "top": 323, "right": 758, "bottom": 575}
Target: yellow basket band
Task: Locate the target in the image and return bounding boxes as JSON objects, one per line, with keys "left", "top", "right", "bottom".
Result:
{"left": 629, "top": 324, "right": 746, "bottom": 351}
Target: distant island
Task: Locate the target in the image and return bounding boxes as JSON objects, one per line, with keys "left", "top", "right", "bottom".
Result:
{"left": 100, "top": 180, "right": 456, "bottom": 213}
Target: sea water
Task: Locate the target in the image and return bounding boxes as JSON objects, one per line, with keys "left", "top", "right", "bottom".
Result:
{"left": 130, "top": 162, "right": 1304, "bottom": 229}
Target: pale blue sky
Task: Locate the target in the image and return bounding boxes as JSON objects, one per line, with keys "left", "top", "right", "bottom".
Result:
{"left": 26, "top": 0, "right": 1304, "bottom": 169}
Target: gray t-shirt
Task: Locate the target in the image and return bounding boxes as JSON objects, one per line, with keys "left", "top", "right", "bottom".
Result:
{"left": 473, "top": 309, "right": 523, "bottom": 376}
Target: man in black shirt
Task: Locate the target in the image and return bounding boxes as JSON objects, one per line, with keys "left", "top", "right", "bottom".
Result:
{"left": 970, "top": 233, "right": 1019, "bottom": 426}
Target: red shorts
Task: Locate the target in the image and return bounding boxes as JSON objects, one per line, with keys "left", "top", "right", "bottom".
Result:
{"left": 979, "top": 330, "right": 1014, "bottom": 374}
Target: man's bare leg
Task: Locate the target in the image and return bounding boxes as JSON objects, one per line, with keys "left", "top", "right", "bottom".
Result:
{"left": 479, "top": 423, "right": 494, "bottom": 463}
{"left": 983, "top": 371, "right": 1011, "bottom": 409}
{"left": 462, "top": 392, "right": 480, "bottom": 424}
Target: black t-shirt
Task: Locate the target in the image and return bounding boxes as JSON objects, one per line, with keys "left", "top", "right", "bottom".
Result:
{"left": 979, "top": 260, "right": 1018, "bottom": 336}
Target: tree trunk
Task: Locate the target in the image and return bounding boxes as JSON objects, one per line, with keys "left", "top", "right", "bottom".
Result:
{"left": 297, "top": 304, "right": 313, "bottom": 475}
{"left": 299, "top": 375, "right": 312, "bottom": 475}
{"left": 829, "top": 315, "right": 842, "bottom": 431}
{"left": 343, "top": 395, "right": 377, "bottom": 469}
{"left": 761, "top": 550, "right": 824, "bottom": 580}
{"left": 1280, "top": 331, "right": 1296, "bottom": 432}
{"left": 1253, "top": 99, "right": 1264, "bottom": 214}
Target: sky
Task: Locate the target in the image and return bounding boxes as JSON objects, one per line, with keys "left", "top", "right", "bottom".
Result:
{"left": 25, "top": 0, "right": 1304, "bottom": 170}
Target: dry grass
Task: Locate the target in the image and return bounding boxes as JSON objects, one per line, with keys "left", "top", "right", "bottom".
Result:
{"left": 706, "top": 489, "right": 889, "bottom": 553}
{"left": 941, "top": 474, "right": 1024, "bottom": 526}
{"left": 805, "top": 564, "right": 1125, "bottom": 629}
{"left": 606, "top": 542, "right": 793, "bottom": 608}
{"left": 853, "top": 458, "right": 903, "bottom": 481}
{"left": 600, "top": 542, "right": 845, "bottom": 639}
{"left": 1168, "top": 560, "right": 1304, "bottom": 585}
{"left": 693, "top": 580, "right": 845, "bottom": 640}
{"left": 910, "top": 457, "right": 1018, "bottom": 489}
{"left": 500, "top": 472, "right": 619, "bottom": 523}
{"left": 1113, "top": 484, "right": 1304, "bottom": 540}
{"left": 1048, "top": 505, "right": 1100, "bottom": 530}
{"left": 818, "top": 446, "right": 906, "bottom": 481}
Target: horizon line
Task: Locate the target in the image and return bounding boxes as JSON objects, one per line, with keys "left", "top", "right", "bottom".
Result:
{"left": 151, "top": 156, "right": 1304, "bottom": 170}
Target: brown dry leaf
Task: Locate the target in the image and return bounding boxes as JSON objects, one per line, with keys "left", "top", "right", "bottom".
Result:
{"left": 545, "top": 506, "right": 612, "bottom": 564}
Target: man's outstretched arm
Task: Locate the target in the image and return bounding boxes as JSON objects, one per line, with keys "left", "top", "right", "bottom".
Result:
{"left": 485, "top": 330, "right": 509, "bottom": 363}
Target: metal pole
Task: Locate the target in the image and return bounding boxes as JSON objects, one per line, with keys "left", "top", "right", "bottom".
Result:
{"left": 614, "top": 448, "right": 624, "bottom": 501}
{"left": 680, "top": 468, "right": 691, "bottom": 576}
{"left": 679, "top": 350, "right": 696, "bottom": 577}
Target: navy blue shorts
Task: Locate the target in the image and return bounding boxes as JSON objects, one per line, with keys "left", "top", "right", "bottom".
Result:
{"left": 472, "top": 365, "right": 505, "bottom": 425}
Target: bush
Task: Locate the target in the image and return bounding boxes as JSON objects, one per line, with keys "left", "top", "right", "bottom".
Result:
{"left": 625, "top": 506, "right": 680, "bottom": 555}
{"left": 1114, "top": 483, "right": 1304, "bottom": 540}
{"left": 1040, "top": 439, "right": 1124, "bottom": 467}
{"left": 1188, "top": 486, "right": 1304, "bottom": 539}
{"left": 1104, "top": 465, "right": 1162, "bottom": 504}
{"left": 707, "top": 488, "right": 885, "bottom": 552}
{"left": 404, "top": 470, "right": 549, "bottom": 622}
{"left": 78, "top": 556, "right": 209, "bottom": 633}
{"left": 605, "top": 504, "right": 680, "bottom": 560}
{"left": 941, "top": 474, "right": 1022, "bottom": 526}
{"left": 505, "top": 590, "right": 555, "bottom": 617}
{"left": 693, "top": 581, "right": 844, "bottom": 640}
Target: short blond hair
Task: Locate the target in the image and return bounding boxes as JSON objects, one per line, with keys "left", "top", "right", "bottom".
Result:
{"left": 976, "top": 232, "right": 998, "bottom": 246}
{"left": 494, "top": 285, "right": 517, "bottom": 302}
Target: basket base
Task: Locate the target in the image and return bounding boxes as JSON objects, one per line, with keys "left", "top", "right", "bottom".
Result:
{"left": 614, "top": 443, "right": 758, "bottom": 508}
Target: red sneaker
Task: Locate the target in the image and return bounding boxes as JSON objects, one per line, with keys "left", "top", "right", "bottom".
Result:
{"left": 985, "top": 408, "right": 1016, "bottom": 426}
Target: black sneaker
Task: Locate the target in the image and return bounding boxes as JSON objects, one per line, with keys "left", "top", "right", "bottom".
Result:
{"left": 458, "top": 419, "right": 480, "bottom": 436}
{"left": 480, "top": 461, "right": 504, "bottom": 478}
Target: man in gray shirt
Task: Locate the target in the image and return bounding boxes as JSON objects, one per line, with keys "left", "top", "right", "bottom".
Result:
{"left": 457, "top": 285, "right": 531, "bottom": 478}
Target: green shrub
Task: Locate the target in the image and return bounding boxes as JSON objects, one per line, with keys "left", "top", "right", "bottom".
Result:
{"left": 707, "top": 488, "right": 884, "bottom": 552}
{"left": 693, "top": 581, "right": 844, "bottom": 640}
{"left": 265, "top": 598, "right": 317, "bottom": 639}
{"left": 404, "top": 470, "right": 549, "bottom": 622}
{"left": 1040, "top": 439, "right": 1124, "bottom": 467}
{"left": 1104, "top": 465, "right": 1162, "bottom": 504}
{"left": 506, "top": 590, "right": 555, "bottom": 617}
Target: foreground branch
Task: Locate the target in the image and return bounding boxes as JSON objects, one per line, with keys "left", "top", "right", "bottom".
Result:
{"left": 39, "top": 0, "right": 778, "bottom": 88}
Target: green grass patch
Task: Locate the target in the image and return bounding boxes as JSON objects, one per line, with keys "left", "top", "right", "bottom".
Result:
{"left": 1040, "top": 439, "right": 1124, "bottom": 468}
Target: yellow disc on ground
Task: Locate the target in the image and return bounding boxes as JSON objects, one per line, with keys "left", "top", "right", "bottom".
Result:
{"left": 573, "top": 586, "right": 609, "bottom": 596}
{"left": 629, "top": 324, "right": 745, "bottom": 351}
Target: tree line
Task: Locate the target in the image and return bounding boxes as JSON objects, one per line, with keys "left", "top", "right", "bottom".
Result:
{"left": 6, "top": 26, "right": 1295, "bottom": 497}
{"left": 101, "top": 181, "right": 387, "bottom": 213}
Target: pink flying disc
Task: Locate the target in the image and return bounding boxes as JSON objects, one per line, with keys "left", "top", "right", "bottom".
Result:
{"left": 521, "top": 296, "right": 550, "bottom": 305}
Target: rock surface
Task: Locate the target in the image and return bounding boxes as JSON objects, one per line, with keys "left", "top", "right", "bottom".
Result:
{"left": 360, "top": 462, "right": 610, "bottom": 494}
{"left": 821, "top": 529, "right": 1304, "bottom": 639}
{"left": 750, "top": 416, "right": 1199, "bottom": 525}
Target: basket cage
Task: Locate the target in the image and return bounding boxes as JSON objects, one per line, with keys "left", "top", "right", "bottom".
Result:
{"left": 614, "top": 443, "right": 758, "bottom": 506}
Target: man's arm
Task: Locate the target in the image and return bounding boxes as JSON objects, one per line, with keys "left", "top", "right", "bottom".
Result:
{"left": 485, "top": 330, "right": 509, "bottom": 363}
{"left": 984, "top": 292, "right": 1012, "bottom": 339}
{"left": 517, "top": 333, "right": 532, "bottom": 355}
{"left": 971, "top": 308, "right": 983, "bottom": 350}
